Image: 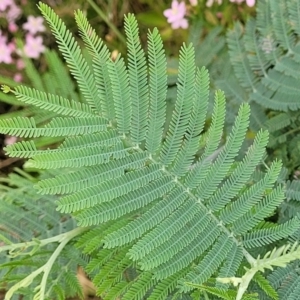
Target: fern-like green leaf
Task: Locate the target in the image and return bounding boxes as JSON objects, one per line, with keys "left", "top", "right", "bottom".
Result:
{"left": 171, "top": 67, "right": 209, "bottom": 178}
{"left": 220, "top": 160, "right": 282, "bottom": 224}
{"left": 74, "top": 10, "right": 114, "bottom": 119}
{"left": 107, "top": 56, "right": 131, "bottom": 135}
{"left": 56, "top": 164, "right": 162, "bottom": 213}
{"left": 195, "top": 102, "right": 250, "bottom": 200}
{"left": 125, "top": 13, "right": 148, "bottom": 145}
{"left": 11, "top": 85, "right": 95, "bottom": 117}
{"left": 0, "top": 116, "right": 106, "bottom": 138}
{"left": 286, "top": 180, "right": 300, "bottom": 200}
{"left": 5, "top": 140, "right": 42, "bottom": 158}
{"left": 182, "top": 235, "right": 235, "bottom": 290}
{"left": 208, "top": 129, "right": 269, "bottom": 212}
{"left": 38, "top": 3, "right": 101, "bottom": 112}
{"left": 146, "top": 27, "right": 167, "bottom": 155}
{"left": 0, "top": 8, "right": 294, "bottom": 300}
{"left": 253, "top": 273, "right": 278, "bottom": 300}
{"left": 103, "top": 186, "right": 188, "bottom": 248}
{"left": 243, "top": 217, "right": 300, "bottom": 248}
{"left": 36, "top": 152, "right": 149, "bottom": 194}
{"left": 160, "top": 43, "right": 195, "bottom": 167}
{"left": 184, "top": 89, "right": 226, "bottom": 189}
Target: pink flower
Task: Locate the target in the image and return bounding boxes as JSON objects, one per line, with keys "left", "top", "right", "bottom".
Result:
{"left": 13, "top": 73, "right": 23, "bottom": 82}
{"left": 23, "top": 16, "right": 45, "bottom": 35}
{"left": 0, "top": 43, "right": 13, "bottom": 63}
{"left": 8, "top": 22, "right": 18, "bottom": 32}
{"left": 164, "top": 1, "right": 188, "bottom": 29}
{"left": 23, "top": 35, "right": 45, "bottom": 59}
{"left": 4, "top": 136, "right": 17, "bottom": 145}
{"left": 0, "top": 0, "right": 12, "bottom": 11}
{"left": 230, "top": 0, "right": 255, "bottom": 6}
{"left": 6, "top": 2, "right": 20, "bottom": 22}
{"left": 190, "top": 0, "right": 197, "bottom": 6}
{"left": 246, "top": 0, "right": 255, "bottom": 6}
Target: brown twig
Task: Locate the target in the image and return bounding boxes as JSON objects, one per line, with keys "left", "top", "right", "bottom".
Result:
{"left": 0, "top": 157, "right": 22, "bottom": 169}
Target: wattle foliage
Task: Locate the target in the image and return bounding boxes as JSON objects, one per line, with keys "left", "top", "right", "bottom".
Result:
{"left": 1, "top": 2, "right": 300, "bottom": 300}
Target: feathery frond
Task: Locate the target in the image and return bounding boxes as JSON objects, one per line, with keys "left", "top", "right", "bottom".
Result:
{"left": 125, "top": 13, "right": 148, "bottom": 145}
{"left": 146, "top": 27, "right": 167, "bottom": 155}
{"left": 0, "top": 6, "right": 294, "bottom": 300}
{"left": 10, "top": 85, "right": 95, "bottom": 117}
{"left": 74, "top": 10, "right": 114, "bottom": 119}
{"left": 107, "top": 56, "right": 131, "bottom": 135}
{"left": 38, "top": 3, "right": 101, "bottom": 113}
{"left": 160, "top": 43, "right": 195, "bottom": 167}
{"left": 0, "top": 116, "right": 106, "bottom": 138}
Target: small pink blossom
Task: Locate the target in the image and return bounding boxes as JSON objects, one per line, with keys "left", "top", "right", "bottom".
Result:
{"left": 8, "top": 22, "right": 18, "bottom": 32}
{"left": 23, "top": 16, "right": 45, "bottom": 35}
{"left": 246, "top": 0, "right": 255, "bottom": 7}
{"left": 0, "top": 43, "right": 13, "bottom": 63}
{"left": 4, "top": 136, "right": 17, "bottom": 145}
{"left": 230, "top": 0, "right": 255, "bottom": 7}
{"left": 0, "top": 0, "right": 12, "bottom": 11}
{"left": 6, "top": 2, "right": 20, "bottom": 22}
{"left": 189, "top": 0, "right": 197, "bottom": 6}
{"left": 13, "top": 73, "right": 22, "bottom": 82}
{"left": 230, "top": 0, "right": 255, "bottom": 6}
{"left": 23, "top": 35, "right": 45, "bottom": 59}
{"left": 164, "top": 1, "right": 188, "bottom": 29}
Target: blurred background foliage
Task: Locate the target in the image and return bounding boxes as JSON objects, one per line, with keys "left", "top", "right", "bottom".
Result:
{"left": 0, "top": 0, "right": 256, "bottom": 80}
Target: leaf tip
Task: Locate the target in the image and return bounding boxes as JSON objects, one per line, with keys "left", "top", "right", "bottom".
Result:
{"left": 1, "top": 85, "right": 11, "bottom": 94}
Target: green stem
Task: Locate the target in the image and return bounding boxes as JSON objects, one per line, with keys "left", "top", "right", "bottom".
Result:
{"left": 39, "top": 227, "right": 86, "bottom": 300}
{"left": 0, "top": 227, "right": 87, "bottom": 255}
{"left": 284, "top": 126, "right": 300, "bottom": 137}
{"left": 236, "top": 269, "right": 257, "bottom": 300}
{"left": 203, "top": 291, "right": 210, "bottom": 300}
{"left": 86, "top": 0, "right": 126, "bottom": 45}
{"left": 3, "top": 227, "right": 87, "bottom": 300}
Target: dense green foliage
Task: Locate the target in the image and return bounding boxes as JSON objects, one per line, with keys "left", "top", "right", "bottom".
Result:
{"left": 1, "top": 1, "right": 300, "bottom": 300}
{"left": 221, "top": 0, "right": 300, "bottom": 174}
